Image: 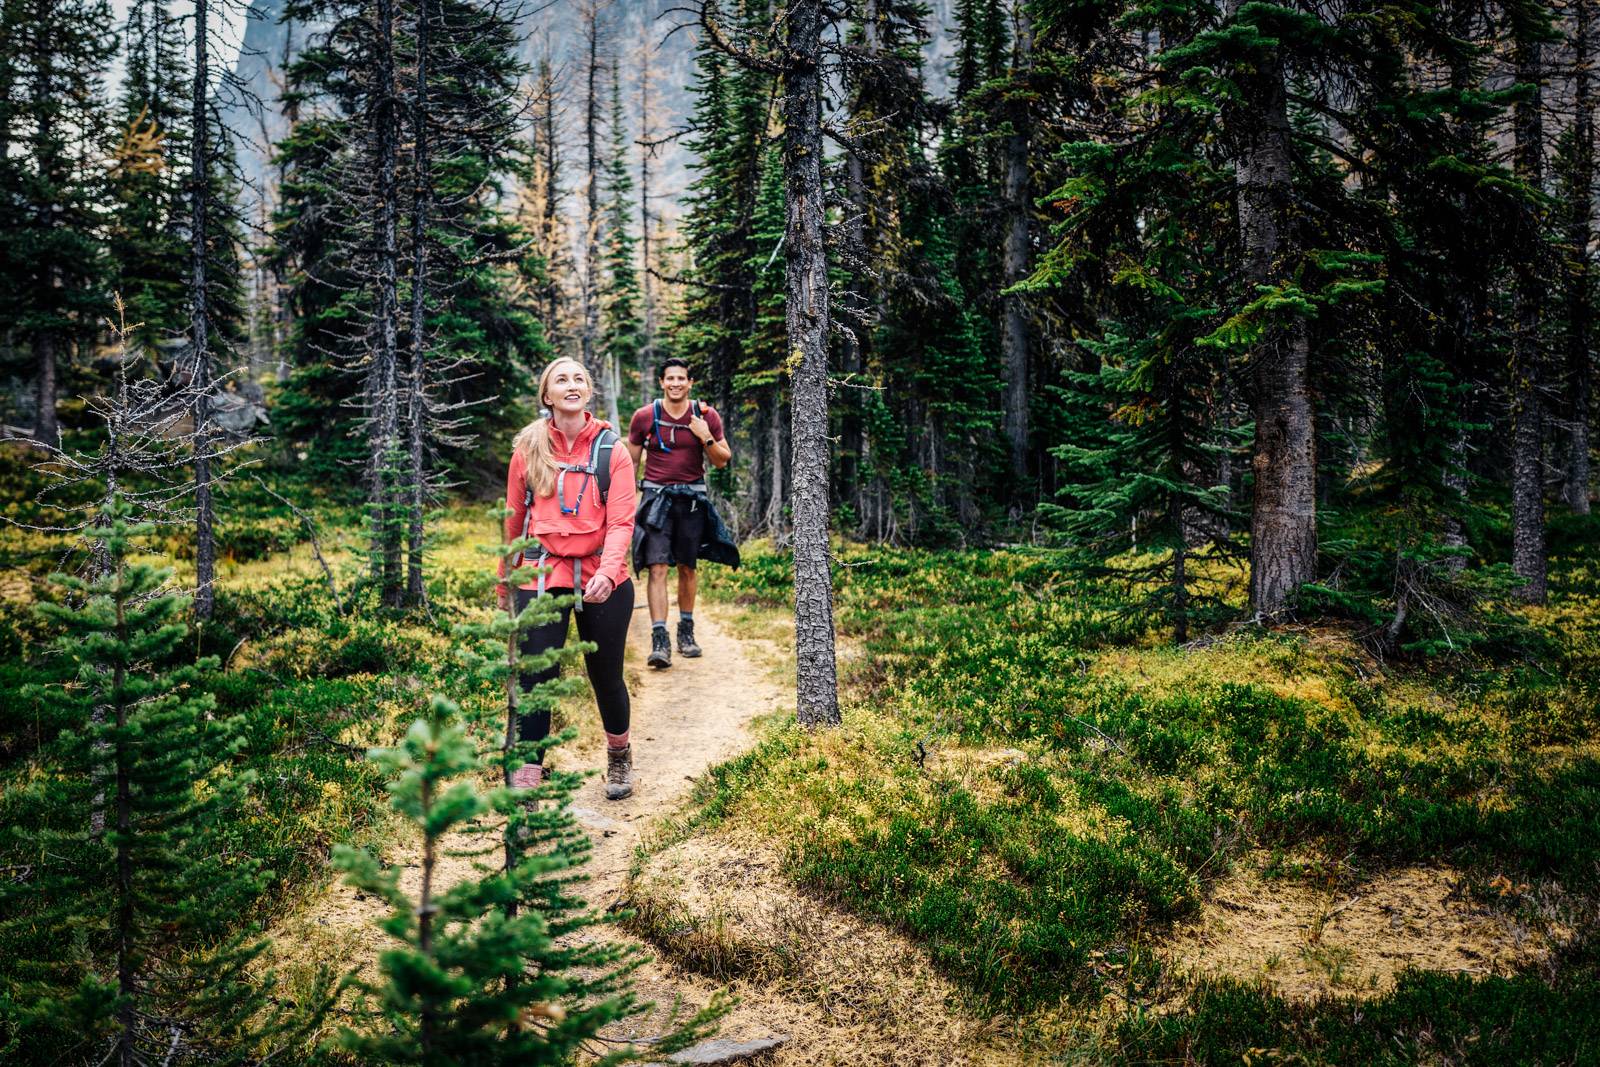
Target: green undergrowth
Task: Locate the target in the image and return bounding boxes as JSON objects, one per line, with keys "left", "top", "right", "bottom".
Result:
{"left": 1107, "top": 935, "right": 1600, "bottom": 1065}
{"left": 0, "top": 474, "right": 521, "bottom": 1059}
{"left": 675, "top": 540, "right": 1600, "bottom": 1040}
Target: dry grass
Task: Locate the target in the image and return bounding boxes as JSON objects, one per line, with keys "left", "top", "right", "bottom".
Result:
{"left": 626, "top": 829, "right": 1030, "bottom": 1066}
{"left": 1159, "top": 852, "right": 1584, "bottom": 1001}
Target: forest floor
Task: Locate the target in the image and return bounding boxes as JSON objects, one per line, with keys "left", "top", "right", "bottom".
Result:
{"left": 8, "top": 462, "right": 1597, "bottom": 1064}
{"left": 261, "top": 583, "right": 1018, "bottom": 1064}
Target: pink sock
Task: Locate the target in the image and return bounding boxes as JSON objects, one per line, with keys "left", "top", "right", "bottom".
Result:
{"left": 605, "top": 730, "right": 630, "bottom": 751}
{"left": 510, "top": 762, "right": 543, "bottom": 790}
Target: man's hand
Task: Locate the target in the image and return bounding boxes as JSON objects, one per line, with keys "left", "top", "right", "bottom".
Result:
{"left": 497, "top": 586, "right": 510, "bottom": 613}
{"left": 689, "top": 404, "right": 717, "bottom": 444}
{"left": 583, "top": 572, "right": 615, "bottom": 604}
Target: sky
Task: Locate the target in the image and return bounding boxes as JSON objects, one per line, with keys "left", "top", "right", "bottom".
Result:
{"left": 105, "top": 0, "right": 252, "bottom": 91}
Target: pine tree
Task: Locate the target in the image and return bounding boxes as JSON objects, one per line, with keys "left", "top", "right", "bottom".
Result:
{"left": 1507, "top": 0, "right": 1557, "bottom": 602}
{"left": 601, "top": 61, "right": 644, "bottom": 414}
{"left": 0, "top": 0, "right": 114, "bottom": 445}
{"left": 108, "top": 0, "right": 189, "bottom": 340}
{"left": 3, "top": 497, "right": 289, "bottom": 1064}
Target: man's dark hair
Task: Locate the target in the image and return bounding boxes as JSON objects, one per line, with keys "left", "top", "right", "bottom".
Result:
{"left": 658, "top": 357, "right": 692, "bottom": 380}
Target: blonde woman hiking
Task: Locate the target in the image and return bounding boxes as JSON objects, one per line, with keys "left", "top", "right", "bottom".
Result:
{"left": 496, "top": 357, "right": 638, "bottom": 800}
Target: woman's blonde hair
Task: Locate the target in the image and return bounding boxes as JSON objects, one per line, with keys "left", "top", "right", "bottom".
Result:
{"left": 512, "top": 357, "right": 592, "bottom": 498}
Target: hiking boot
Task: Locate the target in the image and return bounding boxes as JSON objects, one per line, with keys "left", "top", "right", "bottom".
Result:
{"left": 605, "top": 745, "right": 634, "bottom": 800}
{"left": 676, "top": 618, "right": 703, "bottom": 658}
{"left": 647, "top": 627, "right": 671, "bottom": 669}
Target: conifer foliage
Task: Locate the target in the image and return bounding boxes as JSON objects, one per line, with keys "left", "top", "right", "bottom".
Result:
{"left": 4, "top": 498, "right": 285, "bottom": 1064}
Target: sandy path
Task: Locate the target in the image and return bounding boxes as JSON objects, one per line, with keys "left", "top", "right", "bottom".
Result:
{"left": 559, "top": 598, "right": 786, "bottom": 915}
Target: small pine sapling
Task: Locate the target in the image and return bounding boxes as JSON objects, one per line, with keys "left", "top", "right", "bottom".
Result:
{"left": 332, "top": 692, "right": 724, "bottom": 1063}
{"left": 4, "top": 496, "right": 302, "bottom": 1064}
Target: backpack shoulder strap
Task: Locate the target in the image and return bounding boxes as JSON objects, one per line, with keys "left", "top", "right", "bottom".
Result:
{"left": 591, "top": 428, "right": 618, "bottom": 504}
{"left": 651, "top": 399, "right": 669, "bottom": 452}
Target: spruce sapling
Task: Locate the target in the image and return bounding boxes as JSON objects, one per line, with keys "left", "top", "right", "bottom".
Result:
{"left": 4, "top": 495, "right": 298, "bottom": 1064}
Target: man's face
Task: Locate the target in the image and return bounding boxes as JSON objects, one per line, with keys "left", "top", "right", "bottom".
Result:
{"left": 660, "top": 367, "right": 692, "bottom": 402}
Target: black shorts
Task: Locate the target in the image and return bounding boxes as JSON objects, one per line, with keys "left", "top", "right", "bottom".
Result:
{"left": 639, "top": 493, "right": 706, "bottom": 569}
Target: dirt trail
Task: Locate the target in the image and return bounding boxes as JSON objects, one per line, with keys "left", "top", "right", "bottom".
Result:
{"left": 559, "top": 599, "right": 787, "bottom": 915}
{"left": 283, "top": 598, "right": 801, "bottom": 1049}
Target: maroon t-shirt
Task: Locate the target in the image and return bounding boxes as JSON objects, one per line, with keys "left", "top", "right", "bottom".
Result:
{"left": 628, "top": 401, "right": 725, "bottom": 484}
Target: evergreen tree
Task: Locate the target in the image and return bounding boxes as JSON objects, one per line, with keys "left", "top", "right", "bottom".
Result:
{"left": 108, "top": 0, "right": 189, "bottom": 340}
{"left": 600, "top": 61, "right": 644, "bottom": 413}
{"left": 3, "top": 498, "right": 288, "bottom": 1064}
{"left": 0, "top": 0, "right": 114, "bottom": 445}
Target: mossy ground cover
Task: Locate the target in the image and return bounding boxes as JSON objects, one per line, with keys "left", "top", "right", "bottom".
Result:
{"left": 0, "top": 453, "right": 528, "bottom": 1059}
{"left": 682, "top": 536, "right": 1600, "bottom": 1058}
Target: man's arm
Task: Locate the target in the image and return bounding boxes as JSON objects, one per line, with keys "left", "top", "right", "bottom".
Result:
{"left": 690, "top": 406, "right": 732, "bottom": 469}
{"left": 625, "top": 407, "right": 648, "bottom": 478}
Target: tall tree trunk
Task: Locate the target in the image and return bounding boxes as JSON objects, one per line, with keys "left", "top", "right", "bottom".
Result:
{"left": 190, "top": 0, "right": 216, "bottom": 620}
{"left": 33, "top": 329, "right": 58, "bottom": 445}
{"left": 639, "top": 43, "right": 657, "bottom": 397}
{"left": 1567, "top": 0, "right": 1594, "bottom": 515}
{"left": 112, "top": 587, "right": 133, "bottom": 1067}
{"left": 582, "top": 1, "right": 607, "bottom": 421}
{"left": 999, "top": 0, "right": 1032, "bottom": 480}
{"left": 783, "top": 0, "right": 840, "bottom": 727}
{"left": 30, "top": 14, "right": 59, "bottom": 448}
{"left": 1235, "top": 47, "right": 1316, "bottom": 617}
{"left": 1511, "top": 32, "right": 1547, "bottom": 602}
{"left": 405, "top": 0, "right": 431, "bottom": 606}
{"left": 371, "top": 0, "right": 404, "bottom": 607}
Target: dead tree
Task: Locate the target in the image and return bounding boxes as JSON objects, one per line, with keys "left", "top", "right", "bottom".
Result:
{"left": 693, "top": 0, "right": 841, "bottom": 726}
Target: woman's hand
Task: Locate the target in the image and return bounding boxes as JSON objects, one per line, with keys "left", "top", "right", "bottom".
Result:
{"left": 583, "top": 573, "right": 615, "bottom": 604}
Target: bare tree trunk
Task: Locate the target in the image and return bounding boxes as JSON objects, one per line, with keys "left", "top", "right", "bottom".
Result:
{"left": 371, "top": 0, "right": 404, "bottom": 607}
{"left": 1235, "top": 47, "right": 1316, "bottom": 618}
{"left": 581, "top": 0, "right": 606, "bottom": 419}
{"left": 639, "top": 38, "right": 657, "bottom": 396}
{"left": 1511, "top": 33, "right": 1547, "bottom": 602}
{"left": 999, "top": 0, "right": 1032, "bottom": 480}
{"left": 190, "top": 0, "right": 216, "bottom": 620}
{"left": 31, "top": 23, "right": 59, "bottom": 448}
{"left": 783, "top": 0, "right": 840, "bottom": 727}
{"left": 405, "top": 0, "right": 432, "bottom": 606}
{"left": 1567, "top": 0, "right": 1594, "bottom": 515}
{"left": 33, "top": 329, "right": 58, "bottom": 446}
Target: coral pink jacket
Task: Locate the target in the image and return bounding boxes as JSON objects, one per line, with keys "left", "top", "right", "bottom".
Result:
{"left": 496, "top": 412, "right": 636, "bottom": 596}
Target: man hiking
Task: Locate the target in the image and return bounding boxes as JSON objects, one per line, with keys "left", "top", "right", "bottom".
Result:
{"left": 627, "top": 358, "right": 740, "bottom": 668}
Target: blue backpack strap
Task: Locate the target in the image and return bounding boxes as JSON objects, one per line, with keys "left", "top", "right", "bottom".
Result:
{"left": 652, "top": 399, "right": 672, "bottom": 453}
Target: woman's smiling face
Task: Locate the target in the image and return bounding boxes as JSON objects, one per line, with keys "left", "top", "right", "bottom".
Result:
{"left": 543, "top": 360, "right": 592, "bottom": 415}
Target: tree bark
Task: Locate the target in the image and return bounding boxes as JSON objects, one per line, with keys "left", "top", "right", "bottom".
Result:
{"left": 783, "top": 0, "right": 840, "bottom": 726}
{"left": 30, "top": 11, "right": 59, "bottom": 448}
{"left": 639, "top": 42, "right": 657, "bottom": 395}
{"left": 33, "top": 328, "right": 58, "bottom": 445}
{"left": 1567, "top": 0, "right": 1593, "bottom": 515}
{"left": 1235, "top": 47, "right": 1316, "bottom": 617}
{"left": 405, "top": 0, "right": 431, "bottom": 606}
{"left": 582, "top": 1, "right": 608, "bottom": 423}
{"left": 1511, "top": 32, "right": 1547, "bottom": 602}
{"left": 371, "top": 0, "right": 404, "bottom": 607}
{"left": 999, "top": 0, "right": 1032, "bottom": 480}
{"left": 190, "top": 0, "right": 216, "bottom": 619}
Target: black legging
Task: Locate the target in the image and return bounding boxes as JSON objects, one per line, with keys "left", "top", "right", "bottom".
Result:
{"left": 513, "top": 579, "right": 634, "bottom": 754}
